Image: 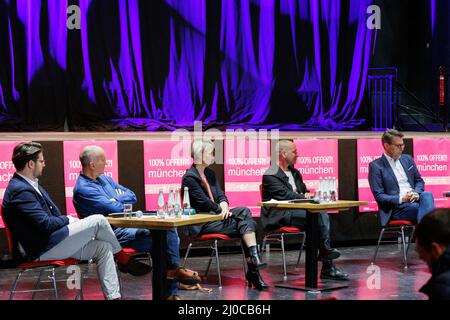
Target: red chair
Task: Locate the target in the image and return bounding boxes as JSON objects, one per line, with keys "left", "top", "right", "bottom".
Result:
{"left": 1, "top": 208, "right": 85, "bottom": 300}
{"left": 372, "top": 219, "right": 416, "bottom": 269}
{"left": 259, "top": 184, "right": 306, "bottom": 280}
{"left": 182, "top": 233, "right": 246, "bottom": 288}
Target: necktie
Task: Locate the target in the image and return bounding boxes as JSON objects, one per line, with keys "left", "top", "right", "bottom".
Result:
{"left": 201, "top": 175, "right": 215, "bottom": 202}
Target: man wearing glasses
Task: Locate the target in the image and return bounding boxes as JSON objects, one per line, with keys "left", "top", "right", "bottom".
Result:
{"left": 368, "top": 129, "right": 435, "bottom": 226}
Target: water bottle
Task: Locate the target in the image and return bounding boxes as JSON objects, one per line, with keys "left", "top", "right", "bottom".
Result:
{"left": 183, "top": 187, "right": 191, "bottom": 216}
{"left": 174, "top": 188, "right": 181, "bottom": 218}
{"left": 157, "top": 189, "right": 165, "bottom": 218}
{"left": 167, "top": 189, "right": 175, "bottom": 217}
{"left": 322, "top": 177, "right": 330, "bottom": 203}
{"left": 329, "top": 177, "right": 337, "bottom": 202}
{"left": 316, "top": 177, "right": 323, "bottom": 202}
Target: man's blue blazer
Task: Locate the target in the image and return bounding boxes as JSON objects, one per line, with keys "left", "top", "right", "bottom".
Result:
{"left": 368, "top": 154, "right": 424, "bottom": 226}
{"left": 1, "top": 174, "right": 69, "bottom": 261}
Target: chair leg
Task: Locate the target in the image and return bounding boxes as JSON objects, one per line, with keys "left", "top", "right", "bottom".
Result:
{"left": 240, "top": 242, "right": 247, "bottom": 276}
{"left": 76, "top": 264, "right": 88, "bottom": 300}
{"left": 31, "top": 269, "right": 44, "bottom": 300}
{"left": 261, "top": 238, "right": 267, "bottom": 257}
{"left": 280, "top": 234, "right": 287, "bottom": 281}
{"left": 204, "top": 243, "right": 216, "bottom": 278}
{"left": 50, "top": 268, "right": 58, "bottom": 299}
{"left": 296, "top": 233, "right": 306, "bottom": 268}
{"left": 405, "top": 226, "right": 415, "bottom": 258}
{"left": 9, "top": 270, "right": 24, "bottom": 300}
{"left": 372, "top": 228, "right": 385, "bottom": 263}
{"left": 400, "top": 226, "right": 408, "bottom": 269}
{"left": 212, "top": 240, "right": 222, "bottom": 288}
{"left": 182, "top": 243, "right": 193, "bottom": 268}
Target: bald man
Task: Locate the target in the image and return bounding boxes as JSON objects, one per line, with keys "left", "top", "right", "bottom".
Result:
{"left": 261, "top": 140, "right": 348, "bottom": 280}
{"left": 73, "top": 146, "right": 200, "bottom": 300}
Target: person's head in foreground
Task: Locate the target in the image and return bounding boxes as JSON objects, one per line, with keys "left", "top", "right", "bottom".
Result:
{"left": 416, "top": 208, "right": 450, "bottom": 300}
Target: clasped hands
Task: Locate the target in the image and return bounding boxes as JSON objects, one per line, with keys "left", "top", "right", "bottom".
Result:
{"left": 403, "top": 190, "right": 420, "bottom": 203}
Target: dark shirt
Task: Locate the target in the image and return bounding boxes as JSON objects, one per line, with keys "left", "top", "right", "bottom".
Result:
{"left": 420, "top": 246, "right": 450, "bottom": 300}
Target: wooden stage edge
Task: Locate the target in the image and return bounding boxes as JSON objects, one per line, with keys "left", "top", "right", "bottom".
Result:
{"left": 1, "top": 131, "right": 449, "bottom": 141}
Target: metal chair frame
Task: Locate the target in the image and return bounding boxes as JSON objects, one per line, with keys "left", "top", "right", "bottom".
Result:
{"left": 261, "top": 228, "right": 306, "bottom": 280}
{"left": 182, "top": 237, "right": 246, "bottom": 289}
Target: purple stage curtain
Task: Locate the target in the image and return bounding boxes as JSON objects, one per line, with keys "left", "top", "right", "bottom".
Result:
{"left": 0, "top": 0, "right": 375, "bottom": 131}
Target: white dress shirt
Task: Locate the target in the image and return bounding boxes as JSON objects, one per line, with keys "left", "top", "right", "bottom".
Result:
{"left": 383, "top": 154, "right": 412, "bottom": 204}
{"left": 17, "top": 173, "right": 42, "bottom": 197}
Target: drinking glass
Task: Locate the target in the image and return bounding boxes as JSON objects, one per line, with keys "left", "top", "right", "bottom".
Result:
{"left": 123, "top": 204, "right": 133, "bottom": 219}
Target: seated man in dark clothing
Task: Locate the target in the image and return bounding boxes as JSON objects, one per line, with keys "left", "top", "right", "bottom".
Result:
{"left": 182, "top": 140, "right": 269, "bottom": 290}
{"left": 261, "top": 140, "right": 348, "bottom": 280}
{"left": 73, "top": 145, "right": 200, "bottom": 300}
{"left": 416, "top": 208, "right": 450, "bottom": 300}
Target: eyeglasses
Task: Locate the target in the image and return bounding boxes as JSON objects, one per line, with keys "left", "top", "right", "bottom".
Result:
{"left": 390, "top": 143, "right": 405, "bottom": 149}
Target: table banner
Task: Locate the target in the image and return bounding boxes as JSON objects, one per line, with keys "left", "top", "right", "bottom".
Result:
{"left": 357, "top": 139, "right": 384, "bottom": 212}
{"left": 413, "top": 138, "right": 450, "bottom": 208}
{"left": 224, "top": 139, "right": 270, "bottom": 217}
{"left": 0, "top": 141, "right": 21, "bottom": 228}
{"left": 63, "top": 141, "right": 118, "bottom": 217}
{"left": 144, "top": 139, "right": 192, "bottom": 210}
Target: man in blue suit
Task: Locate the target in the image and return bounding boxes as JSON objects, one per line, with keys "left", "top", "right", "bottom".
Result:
{"left": 368, "top": 129, "right": 435, "bottom": 226}
{"left": 1, "top": 142, "right": 141, "bottom": 300}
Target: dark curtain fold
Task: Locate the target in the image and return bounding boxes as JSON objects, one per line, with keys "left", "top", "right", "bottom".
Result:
{"left": 0, "top": 0, "right": 374, "bottom": 132}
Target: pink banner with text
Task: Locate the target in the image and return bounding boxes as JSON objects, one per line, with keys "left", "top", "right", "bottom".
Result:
{"left": 0, "top": 141, "right": 20, "bottom": 228}
{"left": 413, "top": 138, "right": 450, "bottom": 208}
{"left": 63, "top": 141, "right": 118, "bottom": 217}
{"left": 357, "top": 139, "right": 384, "bottom": 212}
{"left": 294, "top": 139, "right": 339, "bottom": 195}
{"left": 224, "top": 139, "right": 271, "bottom": 217}
{"left": 144, "top": 140, "right": 192, "bottom": 210}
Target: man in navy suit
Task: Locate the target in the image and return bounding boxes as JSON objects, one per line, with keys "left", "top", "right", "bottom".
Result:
{"left": 368, "top": 129, "right": 435, "bottom": 226}
{"left": 1, "top": 142, "right": 144, "bottom": 300}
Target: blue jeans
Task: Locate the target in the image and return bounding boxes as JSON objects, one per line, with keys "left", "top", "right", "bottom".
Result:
{"left": 114, "top": 227, "right": 180, "bottom": 296}
{"left": 392, "top": 191, "right": 435, "bottom": 223}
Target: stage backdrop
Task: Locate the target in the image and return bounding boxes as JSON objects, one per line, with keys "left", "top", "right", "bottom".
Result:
{"left": 63, "top": 141, "right": 118, "bottom": 217}
{"left": 143, "top": 140, "right": 192, "bottom": 211}
{"left": 357, "top": 139, "right": 383, "bottom": 212}
{"left": 0, "top": 0, "right": 374, "bottom": 131}
{"left": 224, "top": 138, "right": 270, "bottom": 217}
{"left": 0, "top": 141, "right": 20, "bottom": 228}
{"left": 413, "top": 138, "right": 450, "bottom": 208}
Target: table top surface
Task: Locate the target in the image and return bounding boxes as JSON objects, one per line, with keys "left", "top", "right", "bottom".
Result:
{"left": 257, "top": 200, "right": 368, "bottom": 212}
{"left": 107, "top": 213, "right": 223, "bottom": 230}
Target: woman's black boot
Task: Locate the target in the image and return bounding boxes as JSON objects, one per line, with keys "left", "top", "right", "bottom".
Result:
{"left": 245, "top": 266, "right": 269, "bottom": 290}
{"left": 248, "top": 245, "right": 267, "bottom": 269}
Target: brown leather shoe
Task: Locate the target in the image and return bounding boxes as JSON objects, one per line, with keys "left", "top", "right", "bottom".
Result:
{"left": 167, "top": 295, "right": 182, "bottom": 300}
{"left": 166, "top": 267, "right": 201, "bottom": 285}
{"left": 118, "top": 257, "right": 152, "bottom": 276}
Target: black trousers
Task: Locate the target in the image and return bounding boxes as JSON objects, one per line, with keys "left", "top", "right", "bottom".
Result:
{"left": 199, "top": 207, "right": 257, "bottom": 257}
{"left": 200, "top": 207, "right": 257, "bottom": 237}
{"left": 280, "top": 210, "right": 331, "bottom": 242}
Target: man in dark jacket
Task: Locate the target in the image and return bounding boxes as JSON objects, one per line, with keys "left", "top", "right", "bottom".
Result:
{"left": 261, "top": 139, "right": 348, "bottom": 280}
{"left": 416, "top": 208, "right": 450, "bottom": 300}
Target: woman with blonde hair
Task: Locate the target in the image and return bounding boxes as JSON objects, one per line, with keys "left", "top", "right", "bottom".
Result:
{"left": 181, "top": 140, "right": 268, "bottom": 290}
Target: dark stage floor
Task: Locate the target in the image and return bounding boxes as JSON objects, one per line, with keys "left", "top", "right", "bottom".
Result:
{"left": 0, "top": 243, "right": 430, "bottom": 300}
